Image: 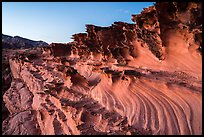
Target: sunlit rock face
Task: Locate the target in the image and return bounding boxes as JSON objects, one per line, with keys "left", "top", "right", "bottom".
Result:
{"left": 2, "top": 2, "right": 202, "bottom": 135}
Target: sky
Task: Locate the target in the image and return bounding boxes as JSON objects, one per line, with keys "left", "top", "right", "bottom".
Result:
{"left": 2, "top": 2, "right": 155, "bottom": 44}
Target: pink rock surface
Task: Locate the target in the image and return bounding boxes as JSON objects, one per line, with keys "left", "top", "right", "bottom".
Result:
{"left": 2, "top": 2, "right": 202, "bottom": 135}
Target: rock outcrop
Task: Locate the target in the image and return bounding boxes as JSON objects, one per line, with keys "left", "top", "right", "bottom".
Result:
{"left": 2, "top": 2, "right": 202, "bottom": 135}
{"left": 2, "top": 34, "right": 48, "bottom": 122}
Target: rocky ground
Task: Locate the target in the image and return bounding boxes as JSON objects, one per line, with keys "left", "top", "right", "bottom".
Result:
{"left": 2, "top": 2, "right": 202, "bottom": 135}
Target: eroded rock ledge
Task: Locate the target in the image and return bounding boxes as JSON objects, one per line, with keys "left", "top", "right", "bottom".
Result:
{"left": 2, "top": 2, "right": 202, "bottom": 135}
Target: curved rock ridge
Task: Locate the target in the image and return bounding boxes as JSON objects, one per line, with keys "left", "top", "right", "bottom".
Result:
{"left": 2, "top": 2, "right": 202, "bottom": 135}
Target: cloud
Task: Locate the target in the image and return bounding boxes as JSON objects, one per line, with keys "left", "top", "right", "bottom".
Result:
{"left": 116, "top": 9, "right": 130, "bottom": 14}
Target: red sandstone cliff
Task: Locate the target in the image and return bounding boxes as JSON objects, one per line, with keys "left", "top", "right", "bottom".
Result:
{"left": 2, "top": 2, "right": 202, "bottom": 135}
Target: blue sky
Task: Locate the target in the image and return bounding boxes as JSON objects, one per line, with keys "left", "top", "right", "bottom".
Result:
{"left": 2, "top": 2, "right": 154, "bottom": 44}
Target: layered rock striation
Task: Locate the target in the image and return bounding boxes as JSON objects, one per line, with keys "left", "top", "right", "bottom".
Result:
{"left": 2, "top": 2, "right": 202, "bottom": 135}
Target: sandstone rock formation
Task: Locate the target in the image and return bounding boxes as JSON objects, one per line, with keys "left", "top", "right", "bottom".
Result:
{"left": 2, "top": 2, "right": 202, "bottom": 135}
{"left": 2, "top": 35, "right": 48, "bottom": 122}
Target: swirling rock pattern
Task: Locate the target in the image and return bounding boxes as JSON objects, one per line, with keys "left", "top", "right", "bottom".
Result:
{"left": 2, "top": 2, "right": 202, "bottom": 135}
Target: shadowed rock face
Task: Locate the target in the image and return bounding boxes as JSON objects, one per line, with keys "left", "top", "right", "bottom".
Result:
{"left": 132, "top": 6, "right": 164, "bottom": 60}
{"left": 2, "top": 2, "right": 202, "bottom": 135}
{"left": 155, "top": 2, "right": 202, "bottom": 54}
